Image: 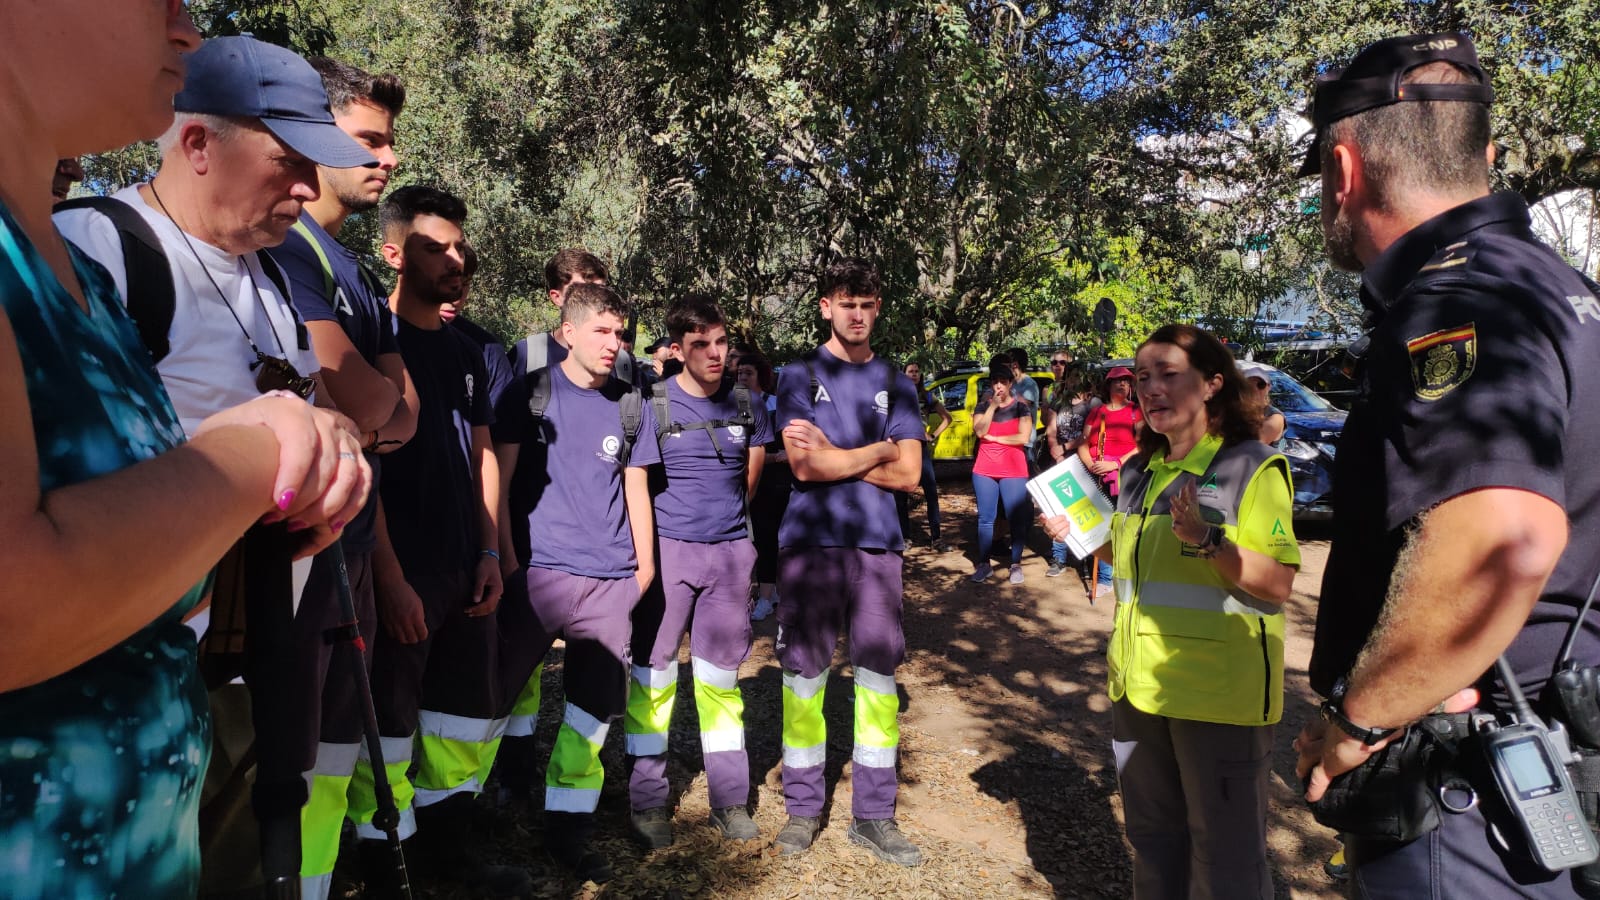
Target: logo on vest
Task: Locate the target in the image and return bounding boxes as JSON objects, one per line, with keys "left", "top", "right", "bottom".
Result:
{"left": 1406, "top": 323, "right": 1476, "bottom": 401}
{"left": 873, "top": 390, "right": 890, "bottom": 415}
{"left": 1271, "top": 518, "right": 1286, "bottom": 536}
{"left": 1196, "top": 472, "right": 1222, "bottom": 504}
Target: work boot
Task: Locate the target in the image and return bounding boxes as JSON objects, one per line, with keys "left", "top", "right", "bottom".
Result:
{"left": 413, "top": 794, "right": 533, "bottom": 897}
{"left": 356, "top": 838, "right": 411, "bottom": 900}
{"left": 774, "top": 814, "right": 821, "bottom": 855}
{"left": 709, "top": 805, "right": 760, "bottom": 841}
{"left": 847, "top": 817, "right": 923, "bottom": 867}
{"left": 629, "top": 806, "right": 675, "bottom": 849}
{"left": 545, "top": 811, "right": 612, "bottom": 883}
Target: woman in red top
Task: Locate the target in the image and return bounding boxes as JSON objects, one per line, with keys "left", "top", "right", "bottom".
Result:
{"left": 1079, "top": 366, "right": 1143, "bottom": 598}
{"left": 969, "top": 361, "right": 1035, "bottom": 585}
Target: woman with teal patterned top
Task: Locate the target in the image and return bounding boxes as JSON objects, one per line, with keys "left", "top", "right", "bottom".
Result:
{"left": 0, "top": 3, "right": 372, "bottom": 896}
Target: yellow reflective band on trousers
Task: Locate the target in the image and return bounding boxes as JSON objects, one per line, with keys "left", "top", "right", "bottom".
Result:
{"left": 694, "top": 663, "right": 745, "bottom": 750}
{"left": 504, "top": 663, "right": 544, "bottom": 738}
{"left": 782, "top": 670, "right": 828, "bottom": 768}
{"left": 413, "top": 723, "right": 505, "bottom": 806}
{"left": 853, "top": 669, "right": 899, "bottom": 752}
{"left": 347, "top": 734, "right": 416, "bottom": 840}
{"left": 624, "top": 668, "right": 677, "bottom": 757}
{"left": 301, "top": 742, "right": 359, "bottom": 891}
{"left": 545, "top": 703, "right": 609, "bottom": 813}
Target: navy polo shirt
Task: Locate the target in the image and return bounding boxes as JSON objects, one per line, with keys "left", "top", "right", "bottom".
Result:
{"left": 1310, "top": 192, "right": 1600, "bottom": 704}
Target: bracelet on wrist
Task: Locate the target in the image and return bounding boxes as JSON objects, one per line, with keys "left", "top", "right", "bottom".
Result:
{"left": 479, "top": 549, "right": 500, "bottom": 561}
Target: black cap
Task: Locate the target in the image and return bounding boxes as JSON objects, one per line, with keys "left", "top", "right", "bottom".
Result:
{"left": 644, "top": 337, "right": 669, "bottom": 353}
{"left": 1298, "top": 33, "right": 1492, "bottom": 177}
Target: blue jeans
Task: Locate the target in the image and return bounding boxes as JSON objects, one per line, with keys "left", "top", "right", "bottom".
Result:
{"left": 972, "top": 473, "right": 1029, "bottom": 567}
{"left": 1098, "top": 559, "right": 1113, "bottom": 586}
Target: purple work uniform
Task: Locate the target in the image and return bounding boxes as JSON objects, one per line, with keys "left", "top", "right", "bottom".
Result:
{"left": 493, "top": 363, "right": 659, "bottom": 817}
{"left": 625, "top": 379, "right": 772, "bottom": 813}
{"left": 774, "top": 346, "right": 923, "bottom": 820}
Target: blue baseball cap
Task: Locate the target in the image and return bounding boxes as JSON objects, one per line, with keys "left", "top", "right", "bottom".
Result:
{"left": 174, "top": 36, "right": 377, "bottom": 169}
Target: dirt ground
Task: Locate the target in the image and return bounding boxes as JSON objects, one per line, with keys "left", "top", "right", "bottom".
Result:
{"left": 399, "top": 476, "right": 1345, "bottom": 899}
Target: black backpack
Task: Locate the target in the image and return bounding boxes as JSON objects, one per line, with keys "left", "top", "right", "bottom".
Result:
{"left": 53, "top": 196, "right": 303, "bottom": 364}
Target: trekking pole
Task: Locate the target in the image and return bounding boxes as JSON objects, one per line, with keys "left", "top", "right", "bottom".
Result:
{"left": 326, "top": 541, "right": 413, "bottom": 900}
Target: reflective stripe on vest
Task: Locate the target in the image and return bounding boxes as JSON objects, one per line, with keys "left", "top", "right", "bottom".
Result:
{"left": 1107, "top": 437, "right": 1288, "bottom": 726}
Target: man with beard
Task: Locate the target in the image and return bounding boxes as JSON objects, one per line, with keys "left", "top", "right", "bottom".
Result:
{"left": 363, "top": 186, "right": 525, "bottom": 895}
{"left": 263, "top": 57, "right": 420, "bottom": 900}
{"left": 1292, "top": 34, "right": 1600, "bottom": 896}
{"left": 771, "top": 258, "right": 926, "bottom": 865}
{"left": 493, "top": 282, "right": 659, "bottom": 882}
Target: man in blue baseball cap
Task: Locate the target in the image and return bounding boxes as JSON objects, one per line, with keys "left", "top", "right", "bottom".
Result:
{"left": 54, "top": 33, "right": 378, "bottom": 896}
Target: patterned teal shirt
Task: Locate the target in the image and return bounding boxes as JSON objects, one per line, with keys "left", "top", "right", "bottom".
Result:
{"left": 0, "top": 201, "right": 210, "bottom": 899}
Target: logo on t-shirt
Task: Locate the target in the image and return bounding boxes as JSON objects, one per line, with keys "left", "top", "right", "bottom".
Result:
{"left": 813, "top": 382, "right": 831, "bottom": 404}
{"left": 727, "top": 424, "right": 745, "bottom": 441}
{"left": 333, "top": 286, "right": 354, "bottom": 317}
{"left": 601, "top": 435, "right": 622, "bottom": 460}
{"left": 873, "top": 390, "right": 890, "bottom": 415}
{"left": 465, "top": 374, "right": 475, "bottom": 405}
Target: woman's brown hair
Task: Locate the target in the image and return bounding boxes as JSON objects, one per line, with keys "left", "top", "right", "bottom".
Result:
{"left": 1134, "top": 324, "right": 1262, "bottom": 458}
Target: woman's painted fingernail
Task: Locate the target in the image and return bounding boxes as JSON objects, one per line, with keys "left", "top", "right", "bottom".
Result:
{"left": 287, "top": 519, "right": 310, "bottom": 533}
{"left": 278, "top": 489, "right": 296, "bottom": 511}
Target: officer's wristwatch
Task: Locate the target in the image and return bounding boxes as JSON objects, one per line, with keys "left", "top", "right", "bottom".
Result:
{"left": 1319, "top": 677, "right": 1401, "bottom": 747}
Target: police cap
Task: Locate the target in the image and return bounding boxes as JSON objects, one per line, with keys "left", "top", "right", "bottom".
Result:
{"left": 1298, "top": 33, "right": 1493, "bottom": 177}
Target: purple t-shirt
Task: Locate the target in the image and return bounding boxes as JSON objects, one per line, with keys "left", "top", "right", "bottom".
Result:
{"left": 651, "top": 378, "right": 774, "bottom": 543}
{"left": 775, "top": 346, "right": 924, "bottom": 551}
{"left": 496, "top": 363, "right": 660, "bottom": 579}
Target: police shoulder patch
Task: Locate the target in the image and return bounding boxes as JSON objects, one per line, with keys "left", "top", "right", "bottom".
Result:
{"left": 1406, "top": 323, "right": 1476, "bottom": 401}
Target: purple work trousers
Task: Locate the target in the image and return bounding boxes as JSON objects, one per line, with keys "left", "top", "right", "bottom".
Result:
{"left": 627, "top": 537, "right": 756, "bottom": 811}
{"left": 776, "top": 546, "right": 906, "bottom": 820}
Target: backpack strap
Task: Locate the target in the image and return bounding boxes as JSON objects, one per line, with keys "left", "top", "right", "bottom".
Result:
{"left": 731, "top": 384, "right": 754, "bottom": 427}
{"left": 650, "top": 380, "right": 672, "bottom": 440}
{"left": 617, "top": 379, "right": 643, "bottom": 466}
{"left": 524, "top": 333, "right": 549, "bottom": 376}
{"left": 525, "top": 366, "right": 553, "bottom": 444}
{"left": 288, "top": 219, "right": 336, "bottom": 306}
{"left": 55, "top": 196, "right": 175, "bottom": 363}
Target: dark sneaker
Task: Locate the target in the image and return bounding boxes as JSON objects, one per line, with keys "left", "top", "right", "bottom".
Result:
{"left": 709, "top": 806, "right": 760, "bottom": 841}
{"left": 968, "top": 564, "right": 993, "bottom": 584}
{"left": 774, "top": 815, "right": 821, "bottom": 855}
{"left": 931, "top": 539, "right": 953, "bottom": 553}
{"left": 545, "top": 811, "right": 612, "bottom": 884}
{"left": 1046, "top": 563, "right": 1067, "bottom": 578}
{"left": 847, "top": 818, "right": 923, "bottom": 867}
{"left": 629, "top": 806, "right": 674, "bottom": 850}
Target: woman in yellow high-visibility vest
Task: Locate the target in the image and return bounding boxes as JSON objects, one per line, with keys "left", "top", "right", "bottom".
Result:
{"left": 1044, "top": 324, "right": 1300, "bottom": 899}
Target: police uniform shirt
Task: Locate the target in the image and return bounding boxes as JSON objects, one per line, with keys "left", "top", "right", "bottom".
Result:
{"left": 1309, "top": 192, "right": 1600, "bottom": 700}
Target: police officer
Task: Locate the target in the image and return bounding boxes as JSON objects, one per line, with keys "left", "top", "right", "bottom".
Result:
{"left": 1292, "top": 33, "right": 1600, "bottom": 896}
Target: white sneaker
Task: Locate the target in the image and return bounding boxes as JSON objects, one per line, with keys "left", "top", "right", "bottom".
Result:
{"left": 751, "top": 595, "right": 776, "bottom": 621}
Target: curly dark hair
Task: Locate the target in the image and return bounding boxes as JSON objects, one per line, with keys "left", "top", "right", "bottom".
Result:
{"left": 735, "top": 350, "right": 775, "bottom": 393}
{"left": 1134, "top": 324, "right": 1261, "bottom": 458}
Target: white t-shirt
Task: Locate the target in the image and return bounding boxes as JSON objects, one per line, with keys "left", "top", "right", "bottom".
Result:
{"left": 54, "top": 185, "right": 320, "bottom": 436}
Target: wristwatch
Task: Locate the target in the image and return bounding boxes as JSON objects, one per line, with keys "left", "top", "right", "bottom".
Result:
{"left": 1320, "top": 676, "right": 1401, "bottom": 746}
{"left": 1193, "top": 525, "right": 1225, "bottom": 559}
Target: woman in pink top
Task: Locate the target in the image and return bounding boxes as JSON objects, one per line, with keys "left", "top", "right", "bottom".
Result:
{"left": 1079, "top": 366, "right": 1143, "bottom": 598}
{"left": 970, "top": 361, "right": 1036, "bottom": 585}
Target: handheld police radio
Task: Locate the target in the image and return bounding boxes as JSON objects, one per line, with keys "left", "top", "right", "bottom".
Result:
{"left": 1544, "top": 568, "right": 1600, "bottom": 895}
{"left": 1479, "top": 657, "right": 1600, "bottom": 870}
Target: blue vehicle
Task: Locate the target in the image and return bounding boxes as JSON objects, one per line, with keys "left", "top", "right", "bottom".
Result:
{"left": 1251, "top": 361, "right": 1344, "bottom": 521}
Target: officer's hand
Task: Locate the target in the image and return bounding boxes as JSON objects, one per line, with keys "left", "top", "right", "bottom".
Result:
{"left": 378, "top": 580, "right": 428, "bottom": 644}
{"left": 1167, "top": 478, "right": 1209, "bottom": 545}
{"left": 1296, "top": 686, "right": 1479, "bottom": 803}
{"left": 467, "top": 555, "right": 503, "bottom": 617}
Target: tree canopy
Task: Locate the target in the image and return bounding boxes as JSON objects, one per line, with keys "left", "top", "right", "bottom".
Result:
{"left": 82, "top": 0, "right": 1600, "bottom": 363}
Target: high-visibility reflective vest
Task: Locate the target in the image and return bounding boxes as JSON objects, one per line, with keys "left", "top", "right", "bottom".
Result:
{"left": 1107, "top": 434, "right": 1292, "bottom": 726}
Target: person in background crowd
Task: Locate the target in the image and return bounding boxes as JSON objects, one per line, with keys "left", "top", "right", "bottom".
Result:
{"left": 897, "top": 360, "right": 952, "bottom": 551}
{"left": 51, "top": 157, "right": 84, "bottom": 204}
{"left": 262, "top": 55, "right": 420, "bottom": 900}
{"left": 1044, "top": 356, "right": 1100, "bottom": 578}
{"left": 969, "top": 360, "right": 1034, "bottom": 585}
{"left": 737, "top": 350, "right": 787, "bottom": 621}
{"left": 1237, "top": 362, "right": 1285, "bottom": 445}
{"left": 1007, "top": 347, "right": 1041, "bottom": 464}
{"left": 1043, "top": 324, "right": 1298, "bottom": 899}
{"left": 1079, "top": 366, "right": 1142, "bottom": 601}
{"left": 0, "top": 5, "right": 367, "bottom": 896}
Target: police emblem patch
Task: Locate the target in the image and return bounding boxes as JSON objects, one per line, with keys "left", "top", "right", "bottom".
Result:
{"left": 1406, "top": 323, "right": 1476, "bottom": 401}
